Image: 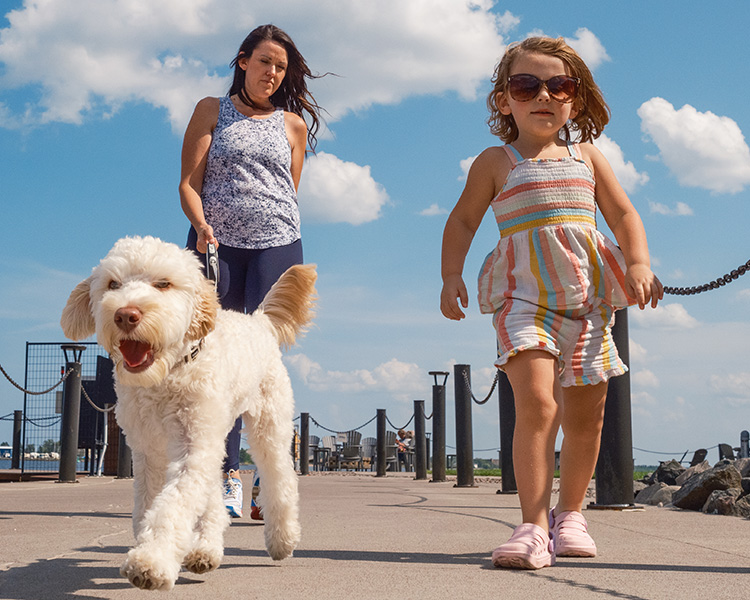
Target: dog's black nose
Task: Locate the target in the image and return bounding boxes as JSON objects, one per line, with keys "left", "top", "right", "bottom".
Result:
{"left": 115, "top": 307, "right": 142, "bottom": 333}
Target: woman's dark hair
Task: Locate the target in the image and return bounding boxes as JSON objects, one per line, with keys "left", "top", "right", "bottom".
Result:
{"left": 229, "top": 24, "right": 324, "bottom": 152}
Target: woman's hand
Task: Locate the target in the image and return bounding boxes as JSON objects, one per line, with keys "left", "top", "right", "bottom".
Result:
{"left": 626, "top": 263, "right": 663, "bottom": 309}
{"left": 195, "top": 224, "right": 218, "bottom": 254}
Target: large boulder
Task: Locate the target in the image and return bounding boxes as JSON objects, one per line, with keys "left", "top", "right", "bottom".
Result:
{"left": 734, "top": 458, "right": 750, "bottom": 477}
{"left": 672, "top": 462, "right": 742, "bottom": 511}
{"left": 645, "top": 459, "right": 686, "bottom": 486}
{"left": 675, "top": 460, "right": 710, "bottom": 486}
{"left": 702, "top": 488, "right": 742, "bottom": 515}
{"left": 635, "top": 482, "right": 679, "bottom": 506}
{"left": 733, "top": 496, "right": 750, "bottom": 518}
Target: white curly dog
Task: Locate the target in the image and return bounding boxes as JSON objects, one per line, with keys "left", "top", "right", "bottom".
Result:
{"left": 60, "top": 236, "right": 315, "bottom": 591}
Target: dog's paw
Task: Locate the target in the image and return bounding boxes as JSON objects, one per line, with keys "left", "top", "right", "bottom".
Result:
{"left": 120, "top": 547, "right": 180, "bottom": 591}
{"left": 183, "top": 546, "right": 223, "bottom": 574}
{"left": 265, "top": 521, "right": 301, "bottom": 561}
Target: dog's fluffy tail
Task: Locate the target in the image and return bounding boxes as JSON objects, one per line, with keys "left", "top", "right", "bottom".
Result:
{"left": 259, "top": 264, "right": 317, "bottom": 349}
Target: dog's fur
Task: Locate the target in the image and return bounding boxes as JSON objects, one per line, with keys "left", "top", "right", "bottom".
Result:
{"left": 60, "top": 236, "right": 315, "bottom": 590}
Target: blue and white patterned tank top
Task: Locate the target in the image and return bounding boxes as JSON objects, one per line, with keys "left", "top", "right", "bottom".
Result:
{"left": 201, "top": 96, "right": 300, "bottom": 249}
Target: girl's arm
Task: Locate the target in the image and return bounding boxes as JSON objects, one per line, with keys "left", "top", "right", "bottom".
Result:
{"left": 179, "top": 97, "right": 220, "bottom": 254}
{"left": 284, "top": 111, "right": 308, "bottom": 192}
{"left": 440, "top": 148, "right": 507, "bottom": 320}
{"left": 583, "top": 144, "right": 663, "bottom": 309}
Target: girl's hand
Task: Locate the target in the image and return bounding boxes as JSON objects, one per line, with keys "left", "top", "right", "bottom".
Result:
{"left": 626, "top": 264, "right": 663, "bottom": 309}
{"left": 441, "top": 274, "right": 469, "bottom": 320}
{"left": 196, "top": 224, "right": 218, "bottom": 254}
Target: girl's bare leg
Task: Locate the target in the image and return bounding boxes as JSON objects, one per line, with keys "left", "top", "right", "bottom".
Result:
{"left": 556, "top": 382, "right": 608, "bottom": 514}
{"left": 503, "top": 350, "right": 561, "bottom": 531}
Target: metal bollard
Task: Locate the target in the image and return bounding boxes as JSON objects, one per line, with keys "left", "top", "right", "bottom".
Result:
{"left": 453, "top": 364, "right": 475, "bottom": 488}
{"left": 376, "top": 409, "right": 386, "bottom": 477}
{"left": 116, "top": 430, "right": 132, "bottom": 478}
{"left": 590, "top": 309, "right": 635, "bottom": 508}
{"left": 12, "top": 410, "right": 22, "bottom": 470}
{"left": 429, "top": 372, "right": 448, "bottom": 482}
{"left": 740, "top": 430, "right": 749, "bottom": 459}
{"left": 58, "top": 344, "right": 86, "bottom": 483}
{"left": 497, "top": 370, "right": 517, "bottom": 494}
{"left": 300, "top": 412, "right": 310, "bottom": 475}
{"left": 414, "top": 400, "right": 427, "bottom": 480}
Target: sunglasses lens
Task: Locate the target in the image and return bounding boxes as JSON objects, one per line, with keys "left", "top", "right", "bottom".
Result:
{"left": 507, "top": 75, "right": 580, "bottom": 103}
{"left": 508, "top": 75, "right": 541, "bottom": 102}
{"left": 547, "top": 76, "right": 579, "bottom": 103}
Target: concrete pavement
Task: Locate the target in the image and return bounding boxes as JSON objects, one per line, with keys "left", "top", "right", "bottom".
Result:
{"left": 1, "top": 471, "right": 749, "bottom": 599}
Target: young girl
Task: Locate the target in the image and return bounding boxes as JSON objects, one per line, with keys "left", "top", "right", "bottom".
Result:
{"left": 440, "top": 37, "right": 662, "bottom": 569}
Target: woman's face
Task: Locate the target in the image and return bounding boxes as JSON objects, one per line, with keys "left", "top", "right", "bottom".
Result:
{"left": 238, "top": 39, "right": 289, "bottom": 104}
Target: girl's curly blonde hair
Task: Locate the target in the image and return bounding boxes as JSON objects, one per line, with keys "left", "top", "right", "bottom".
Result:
{"left": 487, "top": 37, "right": 610, "bottom": 144}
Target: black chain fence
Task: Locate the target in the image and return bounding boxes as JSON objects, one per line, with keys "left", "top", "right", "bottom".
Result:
{"left": 663, "top": 259, "right": 750, "bottom": 296}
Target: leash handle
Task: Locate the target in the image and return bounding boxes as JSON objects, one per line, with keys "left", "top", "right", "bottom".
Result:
{"left": 206, "top": 243, "right": 219, "bottom": 287}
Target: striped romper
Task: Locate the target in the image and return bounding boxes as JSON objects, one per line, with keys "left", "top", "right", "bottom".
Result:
{"left": 478, "top": 143, "right": 634, "bottom": 387}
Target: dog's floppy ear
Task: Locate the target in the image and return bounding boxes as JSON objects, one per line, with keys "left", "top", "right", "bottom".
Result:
{"left": 187, "top": 277, "right": 219, "bottom": 341}
{"left": 61, "top": 278, "right": 96, "bottom": 340}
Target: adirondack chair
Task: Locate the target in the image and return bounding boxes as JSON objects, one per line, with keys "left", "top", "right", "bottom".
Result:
{"left": 338, "top": 430, "right": 363, "bottom": 471}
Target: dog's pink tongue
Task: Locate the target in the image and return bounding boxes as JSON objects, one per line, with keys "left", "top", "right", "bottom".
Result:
{"left": 119, "top": 340, "right": 152, "bottom": 368}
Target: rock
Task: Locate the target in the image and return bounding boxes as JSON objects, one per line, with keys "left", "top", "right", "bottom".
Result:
{"left": 635, "top": 482, "right": 680, "bottom": 506}
{"left": 733, "top": 496, "right": 750, "bottom": 518}
{"left": 741, "top": 478, "right": 750, "bottom": 498}
{"left": 734, "top": 458, "right": 750, "bottom": 477}
{"left": 672, "top": 462, "right": 742, "bottom": 511}
{"left": 633, "top": 480, "right": 648, "bottom": 495}
{"left": 702, "top": 488, "right": 741, "bottom": 515}
{"left": 645, "top": 459, "right": 685, "bottom": 486}
{"left": 675, "top": 460, "right": 710, "bottom": 486}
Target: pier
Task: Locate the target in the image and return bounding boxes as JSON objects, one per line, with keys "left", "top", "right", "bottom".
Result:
{"left": 1, "top": 471, "right": 749, "bottom": 599}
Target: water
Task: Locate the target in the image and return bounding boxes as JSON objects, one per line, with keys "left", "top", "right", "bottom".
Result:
{"left": 0, "top": 458, "right": 256, "bottom": 472}
{"left": 0, "top": 457, "right": 85, "bottom": 471}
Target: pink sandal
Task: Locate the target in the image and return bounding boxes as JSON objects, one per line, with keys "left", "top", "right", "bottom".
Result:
{"left": 491, "top": 523, "right": 555, "bottom": 569}
{"left": 549, "top": 509, "right": 597, "bottom": 557}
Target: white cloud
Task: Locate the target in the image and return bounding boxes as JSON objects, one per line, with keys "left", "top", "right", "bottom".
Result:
{"left": 631, "top": 390, "right": 657, "bottom": 419}
{"left": 298, "top": 152, "right": 389, "bottom": 225}
{"left": 709, "top": 373, "right": 750, "bottom": 406}
{"left": 594, "top": 134, "right": 649, "bottom": 194}
{"left": 629, "top": 302, "right": 699, "bottom": 329}
{"left": 628, "top": 339, "right": 648, "bottom": 364}
{"left": 285, "top": 354, "right": 423, "bottom": 398}
{"left": 458, "top": 155, "right": 478, "bottom": 181}
{"left": 565, "top": 28, "right": 610, "bottom": 71}
{"left": 648, "top": 200, "right": 693, "bottom": 216}
{"left": 632, "top": 368, "right": 660, "bottom": 388}
{"left": 0, "top": 0, "right": 510, "bottom": 133}
{"left": 419, "top": 203, "right": 449, "bottom": 216}
{"left": 638, "top": 97, "right": 750, "bottom": 194}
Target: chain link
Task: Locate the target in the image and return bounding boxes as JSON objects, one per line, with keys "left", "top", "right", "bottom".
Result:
{"left": 664, "top": 259, "right": 750, "bottom": 296}
{"left": 81, "top": 385, "right": 117, "bottom": 413}
{"left": 385, "top": 413, "right": 415, "bottom": 431}
{"left": 309, "top": 414, "right": 377, "bottom": 435}
{"left": 462, "top": 369, "right": 501, "bottom": 405}
{"left": 0, "top": 362, "right": 73, "bottom": 396}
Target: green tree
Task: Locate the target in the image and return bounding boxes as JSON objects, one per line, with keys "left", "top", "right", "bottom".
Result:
{"left": 239, "top": 448, "right": 254, "bottom": 465}
{"left": 38, "top": 439, "right": 61, "bottom": 454}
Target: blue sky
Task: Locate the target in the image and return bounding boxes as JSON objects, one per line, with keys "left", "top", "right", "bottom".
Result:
{"left": 2, "top": 0, "right": 750, "bottom": 466}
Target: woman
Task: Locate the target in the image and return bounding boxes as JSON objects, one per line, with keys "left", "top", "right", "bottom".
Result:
{"left": 179, "top": 24, "right": 323, "bottom": 519}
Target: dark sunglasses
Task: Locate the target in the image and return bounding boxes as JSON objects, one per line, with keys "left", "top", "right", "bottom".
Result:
{"left": 507, "top": 74, "right": 581, "bottom": 103}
